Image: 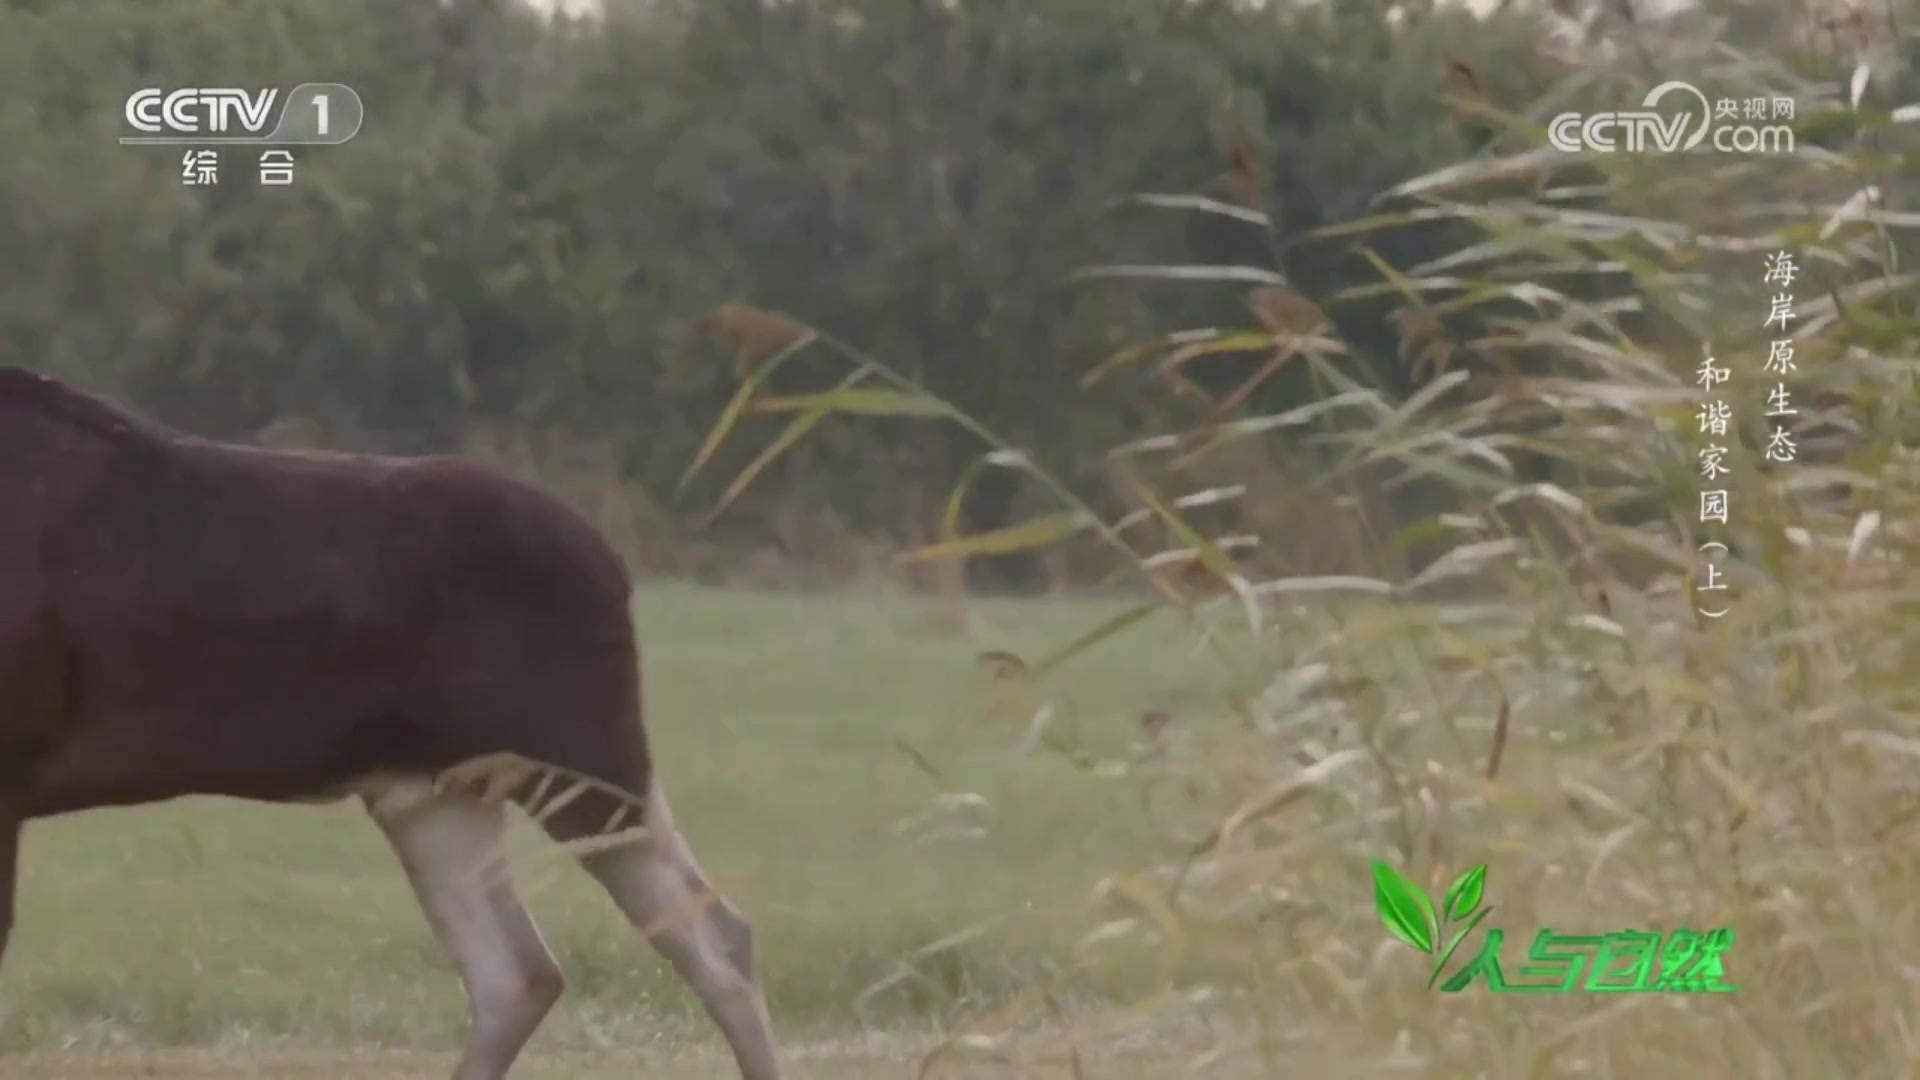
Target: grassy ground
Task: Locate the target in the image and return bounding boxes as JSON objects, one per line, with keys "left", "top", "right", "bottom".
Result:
{"left": 0, "top": 584, "right": 1236, "bottom": 1074}
{"left": 0, "top": 1046, "right": 1191, "bottom": 1079}
{"left": 10, "top": 572, "right": 1911, "bottom": 1079}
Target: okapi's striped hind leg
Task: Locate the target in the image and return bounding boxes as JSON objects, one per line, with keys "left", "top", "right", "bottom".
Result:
{"left": 572, "top": 782, "right": 783, "bottom": 1080}
{"left": 363, "top": 778, "right": 564, "bottom": 1080}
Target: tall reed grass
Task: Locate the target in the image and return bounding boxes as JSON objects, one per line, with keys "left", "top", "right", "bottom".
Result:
{"left": 497, "top": 29, "right": 1920, "bottom": 1078}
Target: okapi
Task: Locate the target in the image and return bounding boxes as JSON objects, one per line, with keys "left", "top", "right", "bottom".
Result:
{"left": 0, "top": 367, "right": 784, "bottom": 1080}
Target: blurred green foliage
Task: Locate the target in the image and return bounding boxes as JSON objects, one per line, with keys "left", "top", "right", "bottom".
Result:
{"left": 0, "top": 0, "right": 1558, "bottom": 574}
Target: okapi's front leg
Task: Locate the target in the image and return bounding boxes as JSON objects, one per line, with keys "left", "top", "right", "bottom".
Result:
{"left": 0, "top": 810, "right": 17, "bottom": 968}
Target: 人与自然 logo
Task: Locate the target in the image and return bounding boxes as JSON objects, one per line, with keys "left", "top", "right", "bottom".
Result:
{"left": 1371, "top": 859, "right": 1736, "bottom": 994}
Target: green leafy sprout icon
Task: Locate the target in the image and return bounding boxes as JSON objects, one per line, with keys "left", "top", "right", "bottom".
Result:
{"left": 1371, "top": 860, "right": 1494, "bottom": 988}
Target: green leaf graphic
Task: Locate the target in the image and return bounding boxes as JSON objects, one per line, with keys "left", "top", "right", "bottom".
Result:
{"left": 1428, "top": 904, "right": 1494, "bottom": 988}
{"left": 1443, "top": 864, "right": 1487, "bottom": 922}
{"left": 1371, "top": 859, "right": 1437, "bottom": 953}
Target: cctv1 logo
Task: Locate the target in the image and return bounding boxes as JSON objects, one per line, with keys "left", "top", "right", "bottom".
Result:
{"left": 121, "top": 84, "right": 364, "bottom": 145}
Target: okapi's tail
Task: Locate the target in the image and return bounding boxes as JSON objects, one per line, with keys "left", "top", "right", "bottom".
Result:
{"left": 434, "top": 752, "right": 655, "bottom": 859}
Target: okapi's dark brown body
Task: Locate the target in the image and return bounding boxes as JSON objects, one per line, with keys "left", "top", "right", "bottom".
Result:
{"left": 0, "top": 364, "right": 651, "bottom": 841}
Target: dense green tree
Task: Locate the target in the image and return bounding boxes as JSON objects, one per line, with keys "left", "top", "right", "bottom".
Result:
{"left": 0, "top": 0, "right": 1567, "bottom": 580}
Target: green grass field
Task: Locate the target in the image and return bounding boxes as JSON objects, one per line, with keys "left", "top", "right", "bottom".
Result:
{"left": 8, "top": 575, "right": 1901, "bottom": 1079}
{"left": 0, "top": 585, "right": 1239, "bottom": 1075}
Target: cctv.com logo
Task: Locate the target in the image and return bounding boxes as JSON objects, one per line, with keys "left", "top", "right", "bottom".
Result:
{"left": 1548, "top": 81, "right": 1795, "bottom": 154}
